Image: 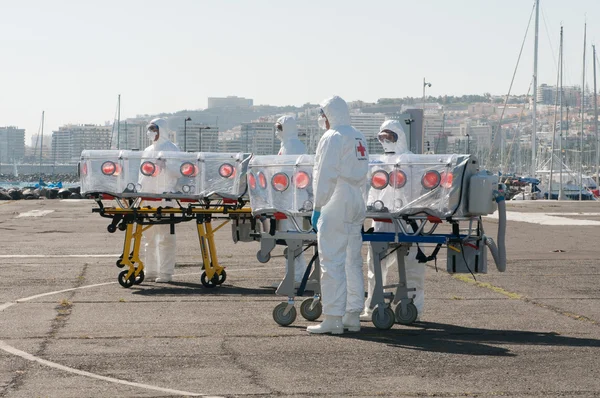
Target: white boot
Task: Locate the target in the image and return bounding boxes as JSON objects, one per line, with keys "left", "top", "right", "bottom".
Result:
{"left": 359, "top": 310, "right": 372, "bottom": 321}
{"left": 306, "top": 315, "right": 343, "bottom": 335}
{"left": 342, "top": 312, "right": 361, "bottom": 332}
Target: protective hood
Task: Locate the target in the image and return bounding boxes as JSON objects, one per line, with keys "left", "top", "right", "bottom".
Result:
{"left": 379, "top": 119, "right": 410, "bottom": 154}
{"left": 276, "top": 115, "right": 299, "bottom": 142}
{"left": 320, "top": 96, "right": 351, "bottom": 128}
{"left": 148, "top": 118, "right": 169, "bottom": 144}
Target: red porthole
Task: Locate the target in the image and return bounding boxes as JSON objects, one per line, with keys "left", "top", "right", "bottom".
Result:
{"left": 371, "top": 170, "right": 389, "bottom": 190}
{"left": 389, "top": 170, "right": 407, "bottom": 189}
{"left": 140, "top": 161, "right": 157, "bottom": 177}
{"left": 272, "top": 172, "right": 290, "bottom": 192}
{"left": 421, "top": 170, "right": 441, "bottom": 190}
{"left": 294, "top": 171, "right": 311, "bottom": 189}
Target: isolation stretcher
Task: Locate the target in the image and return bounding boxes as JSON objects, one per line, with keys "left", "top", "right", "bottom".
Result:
{"left": 80, "top": 150, "right": 255, "bottom": 288}
{"left": 248, "top": 153, "right": 506, "bottom": 329}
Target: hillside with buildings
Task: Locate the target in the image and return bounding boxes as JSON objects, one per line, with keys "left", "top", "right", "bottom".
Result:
{"left": 2, "top": 91, "right": 599, "bottom": 178}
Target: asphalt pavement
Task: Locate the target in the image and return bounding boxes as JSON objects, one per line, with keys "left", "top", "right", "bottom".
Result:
{"left": 0, "top": 199, "right": 599, "bottom": 397}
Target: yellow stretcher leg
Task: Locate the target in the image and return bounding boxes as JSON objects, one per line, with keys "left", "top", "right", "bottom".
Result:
{"left": 117, "top": 222, "right": 152, "bottom": 288}
{"left": 196, "top": 216, "right": 227, "bottom": 287}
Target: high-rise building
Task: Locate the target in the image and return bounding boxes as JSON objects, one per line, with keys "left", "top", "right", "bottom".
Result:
{"left": 174, "top": 120, "right": 219, "bottom": 152}
{"left": 30, "top": 134, "right": 52, "bottom": 150}
{"left": 52, "top": 124, "right": 112, "bottom": 163}
{"left": 113, "top": 121, "right": 149, "bottom": 150}
{"left": 207, "top": 96, "right": 253, "bottom": 109}
{"left": 0, "top": 126, "right": 26, "bottom": 164}
{"left": 240, "top": 121, "right": 277, "bottom": 155}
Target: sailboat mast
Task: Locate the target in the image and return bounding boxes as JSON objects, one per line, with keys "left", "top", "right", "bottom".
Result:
{"left": 117, "top": 94, "right": 121, "bottom": 150}
{"left": 559, "top": 27, "right": 565, "bottom": 200}
{"left": 39, "top": 111, "right": 44, "bottom": 177}
{"left": 580, "top": 23, "right": 586, "bottom": 201}
{"left": 594, "top": 44, "right": 599, "bottom": 184}
{"left": 531, "top": 0, "right": 539, "bottom": 177}
{"left": 549, "top": 25, "right": 562, "bottom": 200}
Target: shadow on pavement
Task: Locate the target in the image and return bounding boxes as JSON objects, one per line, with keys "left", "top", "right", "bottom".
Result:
{"left": 338, "top": 321, "right": 600, "bottom": 357}
{"left": 130, "top": 281, "right": 275, "bottom": 296}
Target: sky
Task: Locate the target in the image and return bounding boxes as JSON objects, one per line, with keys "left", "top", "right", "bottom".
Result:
{"left": 1, "top": 0, "right": 600, "bottom": 143}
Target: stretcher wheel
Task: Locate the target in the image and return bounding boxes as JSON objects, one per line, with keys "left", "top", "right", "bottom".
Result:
{"left": 118, "top": 223, "right": 127, "bottom": 231}
{"left": 118, "top": 270, "right": 135, "bottom": 288}
{"left": 107, "top": 224, "right": 117, "bottom": 233}
{"left": 134, "top": 269, "right": 145, "bottom": 285}
{"left": 216, "top": 270, "right": 227, "bottom": 285}
{"left": 200, "top": 271, "right": 219, "bottom": 288}
{"left": 116, "top": 255, "right": 134, "bottom": 268}
{"left": 256, "top": 251, "right": 271, "bottom": 263}
{"left": 395, "top": 302, "right": 418, "bottom": 325}
{"left": 372, "top": 307, "right": 395, "bottom": 330}
{"left": 273, "top": 302, "right": 297, "bottom": 326}
{"left": 300, "top": 298, "right": 322, "bottom": 321}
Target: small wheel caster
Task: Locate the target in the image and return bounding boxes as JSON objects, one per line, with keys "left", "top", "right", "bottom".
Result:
{"left": 300, "top": 298, "right": 322, "bottom": 321}
{"left": 372, "top": 306, "right": 395, "bottom": 330}
{"left": 273, "top": 302, "right": 297, "bottom": 326}
{"left": 133, "top": 269, "right": 145, "bottom": 285}
{"left": 107, "top": 224, "right": 117, "bottom": 233}
{"left": 395, "top": 302, "right": 418, "bottom": 325}
{"left": 118, "top": 270, "right": 135, "bottom": 288}
{"left": 216, "top": 270, "right": 227, "bottom": 285}
{"left": 200, "top": 271, "right": 219, "bottom": 288}
{"left": 256, "top": 251, "right": 271, "bottom": 263}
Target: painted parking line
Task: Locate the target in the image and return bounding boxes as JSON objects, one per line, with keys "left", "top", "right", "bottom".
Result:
{"left": 0, "top": 271, "right": 298, "bottom": 396}
{"left": 485, "top": 211, "right": 600, "bottom": 226}
{"left": 0, "top": 254, "right": 120, "bottom": 258}
{"left": 16, "top": 210, "right": 55, "bottom": 218}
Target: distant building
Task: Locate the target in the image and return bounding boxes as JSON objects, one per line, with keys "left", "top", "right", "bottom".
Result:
{"left": 30, "top": 134, "right": 52, "bottom": 150}
{"left": 0, "top": 126, "right": 25, "bottom": 163}
{"left": 468, "top": 103, "right": 497, "bottom": 116}
{"left": 207, "top": 96, "right": 253, "bottom": 109}
{"left": 52, "top": 124, "right": 112, "bottom": 163}
{"left": 174, "top": 120, "right": 219, "bottom": 152}
{"left": 114, "top": 120, "right": 149, "bottom": 151}
{"left": 537, "top": 84, "right": 554, "bottom": 105}
{"left": 240, "top": 121, "right": 277, "bottom": 155}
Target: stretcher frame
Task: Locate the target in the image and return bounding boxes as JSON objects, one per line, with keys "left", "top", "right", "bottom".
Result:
{"left": 256, "top": 207, "right": 485, "bottom": 329}
{"left": 90, "top": 193, "right": 254, "bottom": 288}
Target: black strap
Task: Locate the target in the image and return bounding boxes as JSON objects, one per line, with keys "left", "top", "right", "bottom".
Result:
{"left": 296, "top": 253, "right": 319, "bottom": 297}
{"left": 416, "top": 243, "right": 442, "bottom": 263}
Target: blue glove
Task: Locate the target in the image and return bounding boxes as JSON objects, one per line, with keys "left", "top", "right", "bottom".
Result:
{"left": 311, "top": 210, "right": 321, "bottom": 232}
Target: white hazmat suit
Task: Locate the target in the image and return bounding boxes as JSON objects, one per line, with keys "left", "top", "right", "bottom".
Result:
{"left": 307, "top": 96, "right": 369, "bottom": 335}
{"left": 140, "top": 118, "right": 180, "bottom": 283}
{"left": 276, "top": 115, "right": 308, "bottom": 283}
{"left": 362, "top": 120, "right": 425, "bottom": 319}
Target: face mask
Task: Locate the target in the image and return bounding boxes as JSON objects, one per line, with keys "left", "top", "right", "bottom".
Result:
{"left": 275, "top": 126, "right": 283, "bottom": 140}
{"left": 147, "top": 130, "right": 157, "bottom": 141}
{"left": 318, "top": 116, "right": 328, "bottom": 130}
{"left": 381, "top": 140, "right": 396, "bottom": 154}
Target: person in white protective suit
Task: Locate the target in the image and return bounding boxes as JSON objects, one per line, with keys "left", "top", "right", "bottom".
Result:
{"left": 275, "top": 115, "right": 308, "bottom": 283}
{"left": 361, "top": 120, "right": 425, "bottom": 320}
{"left": 307, "top": 96, "right": 369, "bottom": 335}
{"left": 140, "top": 118, "right": 180, "bottom": 283}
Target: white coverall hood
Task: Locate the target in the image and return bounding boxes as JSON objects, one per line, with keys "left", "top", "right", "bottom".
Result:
{"left": 276, "top": 115, "right": 307, "bottom": 156}
{"left": 146, "top": 118, "right": 179, "bottom": 152}
{"left": 379, "top": 120, "right": 410, "bottom": 154}
{"left": 320, "top": 96, "right": 351, "bottom": 128}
